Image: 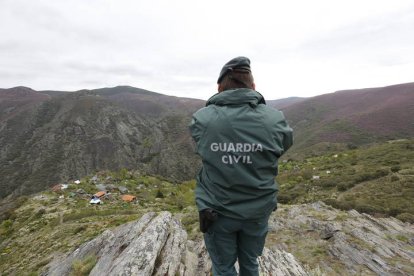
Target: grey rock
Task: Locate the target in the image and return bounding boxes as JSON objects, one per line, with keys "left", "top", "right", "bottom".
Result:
{"left": 42, "top": 203, "right": 414, "bottom": 276}
{"left": 42, "top": 211, "right": 308, "bottom": 276}
{"left": 118, "top": 186, "right": 129, "bottom": 194}
{"left": 106, "top": 184, "right": 117, "bottom": 191}
{"left": 95, "top": 184, "right": 106, "bottom": 191}
{"left": 75, "top": 188, "right": 86, "bottom": 194}
{"left": 259, "top": 247, "right": 309, "bottom": 276}
{"left": 268, "top": 201, "right": 414, "bottom": 276}
{"left": 320, "top": 222, "right": 341, "bottom": 240}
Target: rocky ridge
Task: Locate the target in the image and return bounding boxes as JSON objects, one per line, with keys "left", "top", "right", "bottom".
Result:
{"left": 42, "top": 202, "right": 414, "bottom": 276}
{"left": 43, "top": 211, "right": 307, "bottom": 276}
{"left": 0, "top": 87, "right": 202, "bottom": 198}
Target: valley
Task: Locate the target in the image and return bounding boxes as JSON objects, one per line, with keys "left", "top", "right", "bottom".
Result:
{"left": 0, "top": 82, "right": 413, "bottom": 275}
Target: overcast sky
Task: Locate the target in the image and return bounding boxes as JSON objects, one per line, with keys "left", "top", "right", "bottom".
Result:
{"left": 1, "top": 0, "right": 414, "bottom": 100}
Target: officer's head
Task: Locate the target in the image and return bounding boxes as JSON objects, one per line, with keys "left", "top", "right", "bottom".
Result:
{"left": 217, "top": 56, "right": 255, "bottom": 92}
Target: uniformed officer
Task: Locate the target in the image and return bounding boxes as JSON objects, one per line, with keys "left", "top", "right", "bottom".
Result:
{"left": 189, "top": 56, "right": 293, "bottom": 276}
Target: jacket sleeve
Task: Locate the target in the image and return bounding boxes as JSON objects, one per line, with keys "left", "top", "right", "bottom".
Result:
{"left": 189, "top": 109, "right": 208, "bottom": 151}
{"left": 271, "top": 111, "right": 293, "bottom": 156}
{"left": 189, "top": 117, "right": 203, "bottom": 144}
{"left": 276, "top": 117, "right": 293, "bottom": 155}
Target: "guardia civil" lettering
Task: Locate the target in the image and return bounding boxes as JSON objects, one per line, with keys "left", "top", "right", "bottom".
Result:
{"left": 210, "top": 143, "right": 263, "bottom": 164}
{"left": 210, "top": 142, "right": 263, "bottom": 152}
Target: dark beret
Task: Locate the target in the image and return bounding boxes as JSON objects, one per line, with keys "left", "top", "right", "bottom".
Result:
{"left": 217, "top": 56, "right": 251, "bottom": 84}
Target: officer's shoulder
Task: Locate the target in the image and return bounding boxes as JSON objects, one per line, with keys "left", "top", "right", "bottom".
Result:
{"left": 259, "top": 104, "right": 285, "bottom": 118}
{"left": 193, "top": 106, "right": 216, "bottom": 120}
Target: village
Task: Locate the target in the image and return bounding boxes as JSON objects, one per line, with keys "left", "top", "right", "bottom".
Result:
{"left": 51, "top": 178, "right": 138, "bottom": 205}
{"left": 43, "top": 170, "right": 196, "bottom": 213}
{"left": 12, "top": 169, "right": 199, "bottom": 244}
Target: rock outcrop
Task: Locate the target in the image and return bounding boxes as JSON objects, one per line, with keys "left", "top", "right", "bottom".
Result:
{"left": 42, "top": 203, "right": 414, "bottom": 275}
{"left": 42, "top": 211, "right": 307, "bottom": 276}
{"left": 268, "top": 202, "right": 414, "bottom": 275}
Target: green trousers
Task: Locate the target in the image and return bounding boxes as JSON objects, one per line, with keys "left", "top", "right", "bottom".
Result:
{"left": 203, "top": 214, "right": 269, "bottom": 276}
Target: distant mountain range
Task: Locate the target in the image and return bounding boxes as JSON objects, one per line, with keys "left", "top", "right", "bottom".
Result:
{"left": 280, "top": 82, "right": 414, "bottom": 154}
{"left": 0, "top": 86, "right": 204, "bottom": 198}
{"left": 1, "top": 82, "right": 413, "bottom": 198}
{"left": 267, "top": 97, "right": 307, "bottom": 110}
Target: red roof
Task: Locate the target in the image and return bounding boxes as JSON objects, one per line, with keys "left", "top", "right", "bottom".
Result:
{"left": 121, "top": 195, "right": 136, "bottom": 202}
{"left": 94, "top": 191, "right": 106, "bottom": 198}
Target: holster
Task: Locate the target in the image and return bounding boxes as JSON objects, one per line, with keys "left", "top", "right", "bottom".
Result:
{"left": 199, "top": 208, "right": 218, "bottom": 233}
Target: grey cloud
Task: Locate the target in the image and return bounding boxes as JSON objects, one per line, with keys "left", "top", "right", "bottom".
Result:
{"left": 64, "top": 62, "right": 154, "bottom": 76}
{"left": 0, "top": 41, "right": 21, "bottom": 51}
{"left": 295, "top": 7, "right": 414, "bottom": 62}
{"left": 3, "top": 1, "right": 110, "bottom": 45}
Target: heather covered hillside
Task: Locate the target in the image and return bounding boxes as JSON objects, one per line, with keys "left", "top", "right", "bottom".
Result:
{"left": 267, "top": 97, "right": 306, "bottom": 110}
{"left": 282, "top": 82, "right": 414, "bottom": 153}
{"left": 0, "top": 86, "right": 203, "bottom": 198}
{"left": 43, "top": 86, "right": 204, "bottom": 118}
{"left": 277, "top": 139, "right": 414, "bottom": 222}
{"left": 0, "top": 86, "right": 50, "bottom": 121}
{"left": 0, "top": 82, "right": 413, "bottom": 199}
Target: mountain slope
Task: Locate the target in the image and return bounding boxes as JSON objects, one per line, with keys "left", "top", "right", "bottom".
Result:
{"left": 1, "top": 179, "right": 412, "bottom": 276}
{"left": 267, "top": 97, "right": 306, "bottom": 110}
{"left": 282, "top": 82, "right": 414, "bottom": 151}
{"left": 0, "top": 87, "right": 203, "bottom": 198}
{"left": 1, "top": 82, "right": 413, "bottom": 199}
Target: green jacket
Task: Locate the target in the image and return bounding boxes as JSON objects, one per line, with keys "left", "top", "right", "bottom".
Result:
{"left": 189, "top": 88, "right": 293, "bottom": 220}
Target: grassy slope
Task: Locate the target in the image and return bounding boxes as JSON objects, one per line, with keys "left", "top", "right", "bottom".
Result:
{"left": 277, "top": 139, "right": 414, "bottom": 220}
{"left": 0, "top": 139, "right": 413, "bottom": 274}
{"left": 0, "top": 172, "right": 198, "bottom": 275}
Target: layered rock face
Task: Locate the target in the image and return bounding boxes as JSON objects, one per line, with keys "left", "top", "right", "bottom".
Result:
{"left": 42, "top": 203, "right": 414, "bottom": 275}
{"left": 0, "top": 87, "right": 202, "bottom": 198}
{"left": 42, "top": 211, "right": 307, "bottom": 276}
{"left": 268, "top": 202, "right": 414, "bottom": 275}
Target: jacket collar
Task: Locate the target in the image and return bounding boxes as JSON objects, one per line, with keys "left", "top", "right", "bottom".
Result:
{"left": 206, "top": 88, "right": 266, "bottom": 107}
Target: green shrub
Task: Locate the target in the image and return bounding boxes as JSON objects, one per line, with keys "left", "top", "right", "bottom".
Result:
{"left": 354, "top": 203, "right": 384, "bottom": 215}
{"left": 390, "top": 165, "right": 400, "bottom": 173}
{"left": 374, "top": 168, "right": 389, "bottom": 178}
{"left": 323, "top": 199, "right": 353, "bottom": 211}
{"left": 347, "top": 143, "right": 358, "bottom": 150}
{"left": 387, "top": 208, "right": 402, "bottom": 217}
{"left": 300, "top": 169, "right": 313, "bottom": 180}
{"left": 319, "top": 179, "right": 337, "bottom": 188}
{"left": 278, "top": 192, "right": 301, "bottom": 204}
{"left": 34, "top": 208, "right": 46, "bottom": 219}
{"left": 71, "top": 254, "right": 97, "bottom": 276}
{"left": 390, "top": 175, "right": 399, "bottom": 182}
{"left": 396, "top": 213, "right": 414, "bottom": 223}
{"left": 277, "top": 194, "right": 293, "bottom": 204}
{"left": 337, "top": 184, "right": 348, "bottom": 192}
{"left": 73, "top": 225, "right": 87, "bottom": 234}
{"left": 0, "top": 210, "right": 16, "bottom": 222}
{"left": 155, "top": 189, "right": 164, "bottom": 198}
{"left": 0, "top": 219, "right": 14, "bottom": 236}
{"left": 355, "top": 173, "right": 371, "bottom": 183}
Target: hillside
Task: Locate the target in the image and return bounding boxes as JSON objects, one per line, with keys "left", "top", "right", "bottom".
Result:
{"left": 277, "top": 139, "right": 414, "bottom": 222}
{"left": 282, "top": 82, "right": 414, "bottom": 154}
{"left": 0, "top": 86, "right": 204, "bottom": 198}
{"left": 0, "top": 146, "right": 413, "bottom": 275}
{"left": 267, "top": 97, "right": 306, "bottom": 110}
{"left": 0, "top": 86, "right": 50, "bottom": 122}
{"left": 1, "top": 82, "right": 413, "bottom": 199}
